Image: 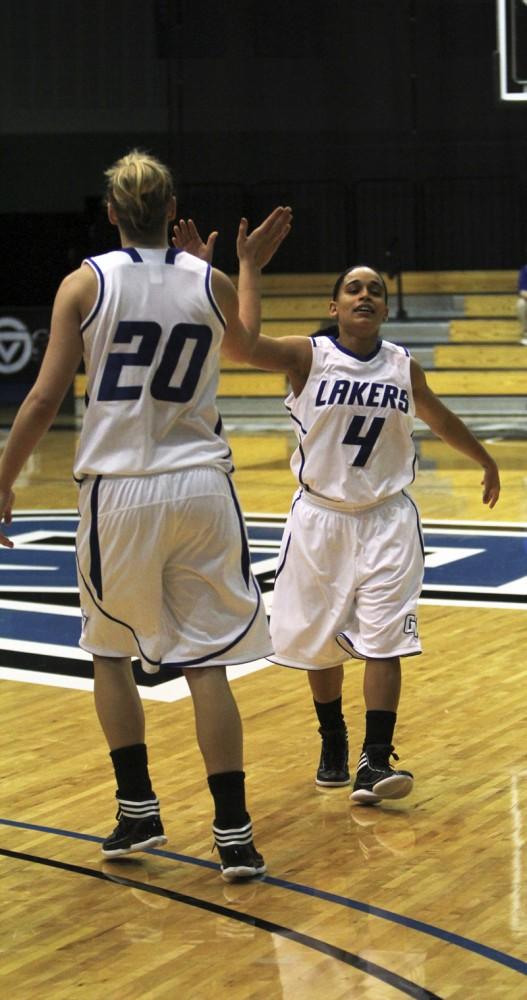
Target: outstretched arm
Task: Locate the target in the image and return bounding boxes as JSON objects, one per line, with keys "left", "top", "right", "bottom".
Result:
{"left": 411, "top": 360, "right": 500, "bottom": 508}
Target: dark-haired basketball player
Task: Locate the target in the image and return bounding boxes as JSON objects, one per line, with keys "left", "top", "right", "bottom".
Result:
{"left": 171, "top": 222, "right": 500, "bottom": 806}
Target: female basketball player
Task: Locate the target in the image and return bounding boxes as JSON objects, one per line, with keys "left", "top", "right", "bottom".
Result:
{"left": 171, "top": 221, "right": 501, "bottom": 805}
{"left": 0, "top": 150, "right": 291, "bottom": 879}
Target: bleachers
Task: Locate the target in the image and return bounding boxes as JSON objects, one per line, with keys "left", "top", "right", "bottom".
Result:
{"left": 73, "top": 271, "right": 526, "bottom": 425}
{"left": 217, "top": 270, "right": 526, "bottom": 423}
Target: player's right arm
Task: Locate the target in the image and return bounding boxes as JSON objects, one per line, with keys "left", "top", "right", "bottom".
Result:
{"left": 176, "top": 207, "right": 311, "bottom": 392}
{"left": 212, "top": 270, "right": 312, "bottom": 394}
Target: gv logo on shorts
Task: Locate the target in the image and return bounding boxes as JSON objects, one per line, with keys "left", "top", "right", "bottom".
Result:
{"left": 403, "top": 614, "right": 419, "bottom": 638}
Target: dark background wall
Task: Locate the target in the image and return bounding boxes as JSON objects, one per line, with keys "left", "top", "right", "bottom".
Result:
{"left": 2, "top": 0, "right": 527, "bottom": 304}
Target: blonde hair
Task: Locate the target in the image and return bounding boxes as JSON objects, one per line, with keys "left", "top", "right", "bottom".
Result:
{"left": 104, "top": 149, "right": 174, "bottom": 240}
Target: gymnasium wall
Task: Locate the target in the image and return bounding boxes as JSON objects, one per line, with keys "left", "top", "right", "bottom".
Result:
{"left": 2, "top": 0, "right": 527, "bottom": 304}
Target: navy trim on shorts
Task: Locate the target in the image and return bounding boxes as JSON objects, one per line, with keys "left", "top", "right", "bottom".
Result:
{"left": 274, "top": 534, "right": 291, "bottom": 582}
{"left": 162, "top": 576, "right": 265, "bottom": 668}
{"left": 402, "top": 490, "right": 425, "bottom": 558}
{"left": 336, "top": 632, "right": 421, "bottom": 661}
{"left": 80, "top": 259, "right": 105, "bottom": 333}
{"left": 89, "top": 476, "right": 103, "bottom": 600}
{"left": 76, "top": 555, "right": 161, "bottom": 669}
{"left": 205, "top": 264, "right": 226, "bottom": 327}
{"left": 77, "top": 564, "right": 264, "bottom": 670}
{"left": 78, "top": 472, "right": 265, "bottom": 671}
{"left": 225, "top": 475, "right": 250, "bottom": 588}
{"left": 274, "top": 490, "right": 303, "bottom": 581}
{"left": 335, "top": 633, "right": 369, "bottom": 660}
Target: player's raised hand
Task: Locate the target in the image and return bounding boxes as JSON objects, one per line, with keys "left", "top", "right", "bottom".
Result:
{"left": 0, "top": 487, "right": 14, "bottom": 547}
{"left": 237, "top": 206, "right": 292, "bottom": 270}
{"left": 172, "top": 219, "right": 218, "bottom": 263}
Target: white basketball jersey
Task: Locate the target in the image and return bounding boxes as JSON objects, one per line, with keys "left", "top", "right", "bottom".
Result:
{"left": 286, "top": 333, "right": 416, "bottom": 509}
{"left": 74, "top": 248, "right": 230, "bottom": 478}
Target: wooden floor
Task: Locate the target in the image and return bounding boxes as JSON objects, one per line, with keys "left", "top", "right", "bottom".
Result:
{"left": 0, "top": 424, "right": 526, "bottom": 999}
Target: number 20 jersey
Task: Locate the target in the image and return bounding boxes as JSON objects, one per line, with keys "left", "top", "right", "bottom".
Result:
{"left": 74, "top": 248, "right": 230, "bottom": 479}
{"left": 286, "top": 332, "right": 417, "bottom": 510}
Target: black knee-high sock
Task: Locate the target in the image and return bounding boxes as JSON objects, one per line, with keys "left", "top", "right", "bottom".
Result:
{"left": 208, "top": 770, "right": 248, "bottom": 829}
{"left": 313, "top": 696, "right": 346, "bottom": 731}
{"left": 363, "top": 710, "right": 396, "bottom": 749}
{"left": 110, "top": 743, "right": 154, "bottom": 800}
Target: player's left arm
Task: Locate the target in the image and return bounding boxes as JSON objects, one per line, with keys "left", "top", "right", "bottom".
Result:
{"left": 410, "top": 359, "right": 500, "bottom": 508}
{"left": 0, "top": 270, "right": 85, "bottom": 546}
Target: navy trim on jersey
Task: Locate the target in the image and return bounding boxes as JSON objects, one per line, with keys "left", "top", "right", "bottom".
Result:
{"left": 80, "top": 258, "right": 105, "bottom": 333}
{"left": 402, "top": 490, "right": 425, "bottom": 558}
{"left": 164, "top": 247, "right": 180, "bottom": 264}
{"left": 205, "top": 264, "right": 226, "bottom": 328}
{"left": 118, "top": 247, "right": 143, "bottom": 262}
{"left": 89, "top": 476, "right": 103, "bottom": 600}
{"left": 331, "top": 338, "right": 383, "bottom": 363}
{"left": 311, "top": 325, "right": 338, "bottom": 342}
{"left": 225, "top": 475, "right": 251, "bottom": 588}
{"left": 285, "top": 403, "right": 308, "bottom": 436}
{"left": 296, "top": 440, "right": 308, "bottom": 489}
{"left": 214, "top": 414, "right": 234, "bottom": 469}
{"left": 410, "top": 446, "right": 417, "bottom": 485}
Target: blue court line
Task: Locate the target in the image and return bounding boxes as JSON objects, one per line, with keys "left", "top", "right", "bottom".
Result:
{"left": 1, "top": 816, "right": 526, "bottom": 978}
{"left": 0, "top": 846, "right": 441, "bottom": 1000}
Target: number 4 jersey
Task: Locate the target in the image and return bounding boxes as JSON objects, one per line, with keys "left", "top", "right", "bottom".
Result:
{"left": 74, "top": 248, "right": 231, "bottom": 479}
{"left": 286, "top": 331, "right": 417, "bottom": 510}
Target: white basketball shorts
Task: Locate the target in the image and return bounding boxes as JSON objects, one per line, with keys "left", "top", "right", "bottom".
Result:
{"left": 269, "top": 489, "right": 424, "bottom": 670}
{"left": 76, "top": 467, "right": 271, "bottom": 673}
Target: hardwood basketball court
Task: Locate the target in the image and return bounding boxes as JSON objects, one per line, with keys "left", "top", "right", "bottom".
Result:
{"left": 0, "top": 269, "right": 526, "bottom": 998}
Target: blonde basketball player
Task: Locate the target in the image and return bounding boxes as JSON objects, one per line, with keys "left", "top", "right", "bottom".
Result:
{"left": 0, "top": 150, "right": 291, "bottom": 879}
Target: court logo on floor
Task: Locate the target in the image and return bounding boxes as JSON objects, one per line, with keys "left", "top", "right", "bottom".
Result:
{"left": 0, "top": 511, "right": 525, "bottom": 687}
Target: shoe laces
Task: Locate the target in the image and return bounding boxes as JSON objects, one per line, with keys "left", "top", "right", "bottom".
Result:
{"left": 319, "top": 727, "right": 348, "bottom": 768}
{"left": 367, "top": 744, "right": 399, "bottom": 768}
